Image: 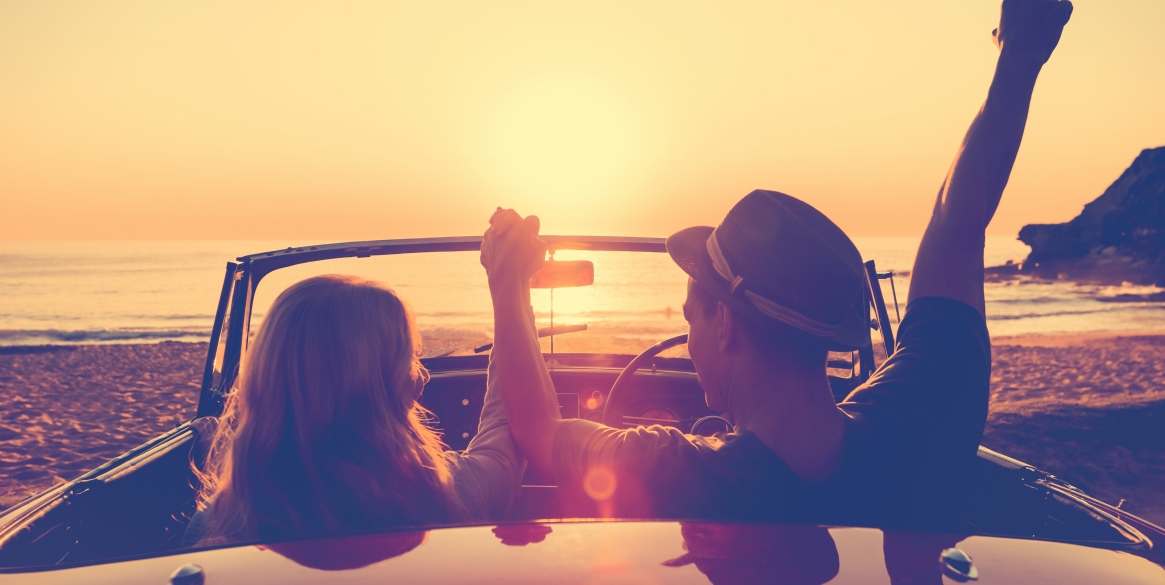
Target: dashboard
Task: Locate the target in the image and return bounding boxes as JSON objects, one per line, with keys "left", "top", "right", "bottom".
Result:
{"left": 419, "top": 364, "right": 715, "bottom": 452}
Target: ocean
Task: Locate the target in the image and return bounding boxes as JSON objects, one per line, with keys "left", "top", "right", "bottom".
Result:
{"left": 2, "top": 238, "right": 1164, "bottom": 355}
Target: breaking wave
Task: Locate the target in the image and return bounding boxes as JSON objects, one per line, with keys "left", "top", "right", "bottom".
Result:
{"left": 0, "top": 328, "right": 211, "bottom": 345}
{"left": 987, "top": 307, "right": 1122, "bottom": 321}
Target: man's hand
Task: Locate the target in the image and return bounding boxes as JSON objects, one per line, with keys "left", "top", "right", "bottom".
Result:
{"left": 993, "top": 0, "right": 1073, "bottom": 65}
{"left": 480, "top": 208, "right": 546, "bottom": 293}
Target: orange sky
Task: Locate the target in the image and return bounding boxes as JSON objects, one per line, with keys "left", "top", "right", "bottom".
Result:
{"left": 1, "top": 1, "right": 1162, "bottom": 241}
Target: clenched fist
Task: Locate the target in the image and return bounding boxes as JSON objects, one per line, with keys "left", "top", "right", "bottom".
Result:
{"left": 993, "top": 0, "right": 1073, "bottom": 65}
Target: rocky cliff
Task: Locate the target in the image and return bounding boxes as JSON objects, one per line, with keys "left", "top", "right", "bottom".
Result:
{"left": 1019, "top": 146, "right": 1165, "bottom": 285}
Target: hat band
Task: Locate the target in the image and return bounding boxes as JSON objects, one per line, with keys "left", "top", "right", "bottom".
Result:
{"left": 706, "top": 230, "right": 842, "bottom": 337}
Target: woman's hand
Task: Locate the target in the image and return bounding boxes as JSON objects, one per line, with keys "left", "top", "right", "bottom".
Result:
{"left": 481, "top": 207, "right": 547, "bottom": 294}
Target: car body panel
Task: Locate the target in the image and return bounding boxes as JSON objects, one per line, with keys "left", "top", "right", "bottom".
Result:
{"left": 5, "top": 521, "right": 1164, "bottom": 584}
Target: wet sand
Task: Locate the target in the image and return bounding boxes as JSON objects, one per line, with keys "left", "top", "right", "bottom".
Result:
{"left": 1, "top": 335, "right": 1163, "bottom": 526}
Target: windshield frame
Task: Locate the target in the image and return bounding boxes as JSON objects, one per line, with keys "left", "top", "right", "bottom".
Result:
{"left": 241, "top": 235, "right": 665, "bottom": 281}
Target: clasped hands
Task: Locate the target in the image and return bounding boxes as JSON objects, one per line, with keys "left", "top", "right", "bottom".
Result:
{"left": 481, "top": 207, "right": 547, "bottom": 294}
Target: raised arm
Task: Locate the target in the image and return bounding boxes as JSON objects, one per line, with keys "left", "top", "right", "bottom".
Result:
{"left": 480, "top": 209, "right": 564, "bottom": 473}
{"left": 909, "top": 0, "right": 1072, "bottom": 313}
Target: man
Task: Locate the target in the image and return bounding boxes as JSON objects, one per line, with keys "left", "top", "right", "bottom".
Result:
{"left": 480, "top": 0, "right": 1072, "bottom": 528}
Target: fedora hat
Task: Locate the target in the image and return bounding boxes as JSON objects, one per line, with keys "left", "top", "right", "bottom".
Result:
{"left": 666, "top": 190, "right": 869, "bottom": 350}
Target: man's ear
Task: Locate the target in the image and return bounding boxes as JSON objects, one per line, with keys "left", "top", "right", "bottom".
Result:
{"left": 716, "top": 301, "right": 735, "bottom": 353}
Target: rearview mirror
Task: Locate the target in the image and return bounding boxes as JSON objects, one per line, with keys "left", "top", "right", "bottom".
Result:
{"left": 530, "top": 260, "right": 594, "bottom": 289}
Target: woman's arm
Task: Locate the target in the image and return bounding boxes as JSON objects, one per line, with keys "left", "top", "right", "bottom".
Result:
{"left": 444, "top": 352, "right": 525, "bottom": 520}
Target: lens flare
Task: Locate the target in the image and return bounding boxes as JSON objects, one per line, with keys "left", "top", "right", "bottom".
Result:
{"left": 583, "top": 466, "right": 618, "bottom": 502}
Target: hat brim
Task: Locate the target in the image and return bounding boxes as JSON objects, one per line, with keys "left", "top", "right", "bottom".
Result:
{"left": 666, "top": 226, "right": 870, "bottom": 351}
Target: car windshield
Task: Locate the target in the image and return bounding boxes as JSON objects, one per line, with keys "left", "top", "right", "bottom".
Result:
{"left": 250, "top": 249, "right": 691, "bottom": 358}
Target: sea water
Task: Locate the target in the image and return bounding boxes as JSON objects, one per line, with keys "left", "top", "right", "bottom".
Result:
{"left": 1, "top": 238, "right": 1163, "bottom": 353}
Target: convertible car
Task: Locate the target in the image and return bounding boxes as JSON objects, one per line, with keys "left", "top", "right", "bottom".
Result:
{"left": 0, "top": 236, "right": 1162, "bottom": 583}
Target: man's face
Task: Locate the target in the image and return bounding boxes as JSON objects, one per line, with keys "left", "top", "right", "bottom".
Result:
{"left": 683, "top": 278, "right": 727, "bottom": 411}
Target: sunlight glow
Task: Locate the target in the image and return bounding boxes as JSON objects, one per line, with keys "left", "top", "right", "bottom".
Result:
{"left": 1, "top": 2, "right": 1163, "bottom": 239}
{"left": 482, "top": 72, "right": 642, "bottom": 216}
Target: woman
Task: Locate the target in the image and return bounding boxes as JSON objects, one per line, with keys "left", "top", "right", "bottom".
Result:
{"left": 186, "top": 274, "right": 523, "bottom": 544}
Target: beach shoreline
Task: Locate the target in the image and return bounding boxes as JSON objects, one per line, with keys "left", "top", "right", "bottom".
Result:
{"left": 993, "top": 329, "right": 1165, "bottom": 347}
{"left": 1, "top": 332, "right": 1163, "bottom": 526}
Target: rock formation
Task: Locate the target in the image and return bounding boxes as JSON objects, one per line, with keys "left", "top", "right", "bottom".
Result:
{"left": 1018, "top": 146, "right": 1165, "bottom": 286}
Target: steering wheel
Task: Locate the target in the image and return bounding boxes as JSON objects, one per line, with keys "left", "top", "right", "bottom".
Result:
{"left": 602, "top": 334, "right": 688, "bottom": 427}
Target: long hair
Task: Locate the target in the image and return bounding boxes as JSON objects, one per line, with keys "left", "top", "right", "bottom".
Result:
{"left": 194, "top": 275, "right": 462, "bottom": 544}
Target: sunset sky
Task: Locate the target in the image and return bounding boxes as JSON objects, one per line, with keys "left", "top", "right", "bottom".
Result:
{"left": 1, "top": 0, "right": 1162, "bottom": 241}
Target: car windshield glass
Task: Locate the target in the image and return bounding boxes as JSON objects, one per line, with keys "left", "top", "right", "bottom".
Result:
{"left": 250, "top": 249, "right": 691, "bottom": 358}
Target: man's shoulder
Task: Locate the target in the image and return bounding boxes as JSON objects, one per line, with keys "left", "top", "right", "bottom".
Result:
{"left": 845, "top": 296, "right": 990, "bottom": 399}
{"left": 836, "top": 296, "right": 991, "bottom": 481}
{"left": 838, "top": 295, "right": 991, "bottom": 438}
{"left": 894, "top": 296, "right": 990, "bottom": 348}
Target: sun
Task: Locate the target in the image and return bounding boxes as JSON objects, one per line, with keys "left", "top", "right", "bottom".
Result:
{"left": 481, "top": 71, "right": 643, "bottom": 221}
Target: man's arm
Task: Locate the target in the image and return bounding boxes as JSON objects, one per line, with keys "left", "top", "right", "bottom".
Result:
{"left": 909, "top": 0, "right": 1072, "bottom": 314}
{"left": 481, "top": 209, "right": 564, "bottom": 473}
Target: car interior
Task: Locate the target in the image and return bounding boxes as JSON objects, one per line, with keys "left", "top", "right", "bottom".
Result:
{"left": 0, "top": 239, "right": 1152, "bottom": 570}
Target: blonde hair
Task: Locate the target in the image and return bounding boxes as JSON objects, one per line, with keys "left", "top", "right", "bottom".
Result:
{"left": 194, "top": 275, "right": 462, "bottom": 543}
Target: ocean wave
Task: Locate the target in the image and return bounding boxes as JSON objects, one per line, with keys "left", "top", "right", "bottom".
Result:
{"left": 415, "top": 310, "right": 493, "bottom": 318}
{"left": 154, "top": 314, "right": 214, "bottom": 321}
{"left": 0, "top": 328, "right": 211, "bottom": 344}
{"left": 987, "top": 307, "right": 1119, "bottom": 321}
{"left": 988, "top": 296, "right": 1072, "bottom": 304}
{"left": 0, "top": 313, "right": 209, "bottom": 323}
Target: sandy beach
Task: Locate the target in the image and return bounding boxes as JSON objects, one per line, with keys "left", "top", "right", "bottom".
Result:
{"left": 1, "top": 335, "right": 1163, "bottom": 527}
{"left": 983, "top": 331, "right": 1165, "bottom": 526}
{"left": 0, "top": 343, "right": 204, "bottom": 507}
